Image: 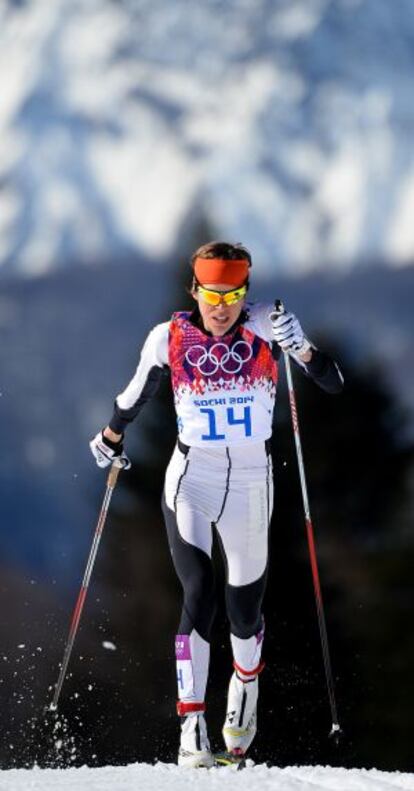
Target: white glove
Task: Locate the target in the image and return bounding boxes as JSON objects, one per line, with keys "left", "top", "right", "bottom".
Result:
{"left": 89, "top": 430, "right": 131, "bottom": 469}
{"left": 270, "top": 310, "right": 311, "bottom": 355}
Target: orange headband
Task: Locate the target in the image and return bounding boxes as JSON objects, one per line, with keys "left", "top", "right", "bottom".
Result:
{"left": 193, "top": 257, "right": 250, "bottom": 287}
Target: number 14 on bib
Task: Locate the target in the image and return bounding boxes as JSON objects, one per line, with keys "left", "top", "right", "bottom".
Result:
{"left": 200, "top": 406, "right": 252, "bottom": 441}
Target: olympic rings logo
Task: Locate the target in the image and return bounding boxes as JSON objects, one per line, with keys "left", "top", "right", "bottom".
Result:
{"left": 185, "top": 341, "right": 253, "bottom": 376}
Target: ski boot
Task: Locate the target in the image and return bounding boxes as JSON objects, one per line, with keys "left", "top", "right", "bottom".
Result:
{"left": 222, "top": 671, "right": 259, "bottom": 756}
{"left": 178, "top": 711, "right": 214, "bottom": 768}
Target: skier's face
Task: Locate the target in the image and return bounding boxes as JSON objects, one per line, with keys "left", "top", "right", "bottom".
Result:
{"left": 195, "top": 282, "right": 245, "bottom": 336}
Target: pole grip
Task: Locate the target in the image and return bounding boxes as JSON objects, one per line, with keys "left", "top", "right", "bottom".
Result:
{"left": 269, "top": 299, "right": 285, "bottom": 322}
{"left": 107, "top": 462, "right": 122, "bottom": 489}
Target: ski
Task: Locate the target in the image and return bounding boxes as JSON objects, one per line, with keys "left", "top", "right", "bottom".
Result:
{"left": 213, "top": 751, "right": 247, "bottom": 769}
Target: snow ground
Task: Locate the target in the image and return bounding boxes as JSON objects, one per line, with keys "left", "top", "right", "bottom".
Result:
{"left": 1, "top": 763, "right": 414, "bottom": 791}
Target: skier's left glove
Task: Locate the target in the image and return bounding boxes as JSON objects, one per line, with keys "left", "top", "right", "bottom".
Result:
{"left": 89, "top": 430, "right": 131, "bottom": 470}
{"left": 270, "top": 310, "right": 312, "bottom": 355}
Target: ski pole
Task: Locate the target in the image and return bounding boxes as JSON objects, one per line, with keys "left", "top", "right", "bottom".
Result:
{"left": 271, "top": 300, "right": 341, "bottom": 739}
{"left": 50, "top": 461, "right": 122, "bottom": 711}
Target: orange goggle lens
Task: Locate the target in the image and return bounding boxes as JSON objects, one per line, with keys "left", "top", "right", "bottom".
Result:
{"left": 198, "top": 285, "right": 247, "bottom": 306}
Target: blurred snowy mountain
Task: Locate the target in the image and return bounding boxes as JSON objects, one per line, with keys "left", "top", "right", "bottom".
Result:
{"left": 1, "top": 0, "right": 414, "bottom": 277}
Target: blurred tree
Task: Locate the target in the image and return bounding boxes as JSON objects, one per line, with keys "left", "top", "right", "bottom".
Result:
{"left": 262, "top": 345, "right": 414, "bottom": 771}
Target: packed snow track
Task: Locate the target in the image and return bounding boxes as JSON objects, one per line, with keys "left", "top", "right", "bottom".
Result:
{"left": 1, "top": 763, "right": 414, "bottom": 791}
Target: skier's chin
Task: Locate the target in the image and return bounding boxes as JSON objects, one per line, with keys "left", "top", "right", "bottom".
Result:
{"left": 207, "top": 317, "right": 231, "bottom": 336}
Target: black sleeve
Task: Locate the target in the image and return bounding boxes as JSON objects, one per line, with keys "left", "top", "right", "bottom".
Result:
{"left": 107, "top": 321, "right": 170, "bottom": 434}
{"left": 108, "top": 365, "right": 167, "bottom": 434}
{"left": 295, "top": 349, "right": 344, "bottom": 394}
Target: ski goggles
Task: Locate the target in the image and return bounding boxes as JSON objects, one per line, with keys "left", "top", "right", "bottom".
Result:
{"left": 197, "top": 284, "right": 247, "bottom": 306}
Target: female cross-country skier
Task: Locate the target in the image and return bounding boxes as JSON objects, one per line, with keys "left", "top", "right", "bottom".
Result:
{"left": 90, "top": 241, "right": 344, "bottom": 768}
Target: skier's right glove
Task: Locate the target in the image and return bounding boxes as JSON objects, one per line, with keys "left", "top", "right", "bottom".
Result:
{"left": 89, "top": 430, "right": 131, "bottom": 470}
{"left": 270, "top": 310, "right": 311, "bottom": 356}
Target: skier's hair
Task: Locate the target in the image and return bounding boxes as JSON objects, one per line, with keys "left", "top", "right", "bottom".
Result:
{"left": 191, "top": 241, "right": 252, "bottom": 267}
{"left": 190, "top": 241, "right": 251, "bottom": 292}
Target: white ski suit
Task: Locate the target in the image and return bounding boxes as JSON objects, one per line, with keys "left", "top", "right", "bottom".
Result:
{"left": 108, "top": 302, "right": 343, "bottom": 712}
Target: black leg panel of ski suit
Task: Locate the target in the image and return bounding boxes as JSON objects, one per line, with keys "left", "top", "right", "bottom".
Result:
{"left": 225, "top": 572, "right": 267, "bottom": 639}
{"left": 162, "top": 495, "right": 217, "bottom": 643}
